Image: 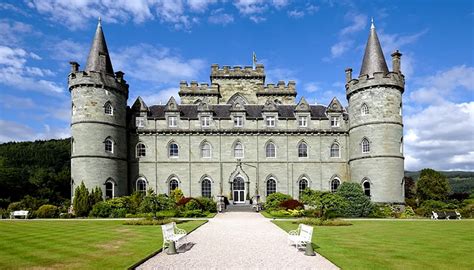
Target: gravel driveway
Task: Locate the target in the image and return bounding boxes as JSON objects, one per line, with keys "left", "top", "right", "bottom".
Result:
{"left": 137, "top": 212, "right": 339, "bottom": 270}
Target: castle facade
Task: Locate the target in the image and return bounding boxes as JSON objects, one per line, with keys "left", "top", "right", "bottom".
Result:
{"left": 69, "top": 21, "right": 405, "bottom": 204}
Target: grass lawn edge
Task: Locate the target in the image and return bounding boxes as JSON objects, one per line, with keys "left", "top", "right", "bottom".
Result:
{"left": 127, "top": 220, "right": 208, "bottom": 270}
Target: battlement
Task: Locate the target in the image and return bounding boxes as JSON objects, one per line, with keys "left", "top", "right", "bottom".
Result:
{"left": 345, "top": 72, "right": 404, "bottom": 98}
{"left": 210, "top": 64, "right": 265, "bottom": 79}
{"left": 255, "top": 80, "right": 296, "bottom": 95}
{"left": 68, "top": 70, "right": 129, "bottom": 96}
{"left": 178, "top": 80, "right": 220, "bottom": 95}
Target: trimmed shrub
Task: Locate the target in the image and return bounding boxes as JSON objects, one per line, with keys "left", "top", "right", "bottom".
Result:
{"left": 301, "top": 189, "right": 348, "bottom": 219}
{"left": 35, "top": 204, "right": 59, "bottom": 218}
{"left": 89, "top": 187, "right": 103, "bottom": 208}
{"left": 369, "top": 204, "right": 392, "bottom": 218}
{"left": 177, "top": 197, "right": 193, "bottom": 206}
{"left": 336, "top": 182, "right": 374, "bottom": 217}
{"left": 180, "top": 209, "right": 205, "bottom": 217}
{"left": 288, "top": 209, "right": 304, "bottom": 217}
{"left": 280, "top": 199, "right": 303, "bottom": 210}
{"left": 156, "top": 209, "right": 178, "bottom": 218}
{"left": 0, "top": 208, "right": 8, "bottom": 219}
{"left": 73, "top": 182, "right": 90, "bottom": 217}
{"left": 269, "top": 209, "right": 292, "bottom": 217}
{"left": 197, "top": 197, "right": 217, "bottom": 213}
{"left": 123, "top": 218, "right": 181, "bottom": 225}
{"left": 170, "top": 188, "right": 184, "bottom": 203}
{"left": 89, "top": 201, "right": 112, "bottom": 218}
{"left": 302, "top": 209, "right": 321, "bottom": 218}
{"left": 7, "top": 202, "right": 23, "bottom": 213}
{"left": 296, "top": 218, "right": 352, "bottom": 226}
{"left": 110, "top": 208, "right": 127, "bottom": 218}
{"left": 264, "top": 192, "right": 292, "bottom": 211}
{"left": 400, "top": 206, "right": 416, "bottom": 219}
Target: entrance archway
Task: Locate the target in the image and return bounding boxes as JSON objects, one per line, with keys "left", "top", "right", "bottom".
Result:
{"left": 233, "top": 176, "right": 245, "bottom": 203}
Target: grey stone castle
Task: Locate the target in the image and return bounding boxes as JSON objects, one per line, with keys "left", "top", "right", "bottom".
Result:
{"left": 69, "top": 20, "right": 405, "bottom": 204}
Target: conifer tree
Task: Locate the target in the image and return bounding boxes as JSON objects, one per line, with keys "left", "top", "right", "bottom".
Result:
{"left": 73, "top": 182, "right": 90, "bottom": 217}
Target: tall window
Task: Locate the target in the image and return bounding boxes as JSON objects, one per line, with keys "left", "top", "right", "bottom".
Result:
{"left": 201, "top": 179, "right": 211, "bottom": 198}
{"left": 298, "top": 142, "right": 308, "bottom": 158}
{"left": 136, "top": 178, "right": 147, "bottom": 194}
{"left": 331, "top": 178, "right": 340, "bottom": 193}
{"left": 72, "top": 103, "right": 76, "bottom": 116}
{"left": 330, "top": 143, "right": 340, "bottom": 158}
{"left": 330, "top": 116, "right": 340, "bottom": 127}
{"left": 363, "top": 180, "right": 371, "bottom": 197}
{"left": 266, "top": 179, "right": 276, "bottom": 196}
{"left": 299, "top": 179, "right": 308, "bottom": 198}
{"left": 234, "top": 116, "right": 243, "bottom": 127}
{"left": 136, "top": 143, "right": 146, "bottom": 157}
{"left": 399, "top": 103, "right": 402, "bottom": 116}
{"left": 400, "top": 137, "right": 403, "bottom": 154}
{"left": 104, "top": 102, "right": 113, "bottom": 115}
{"left": 298, "top": 116, "right": 308, "bottom": 127}
{"left": 168, "top": 116, "right": 177, "bottom": 127}
{"left": 265, "top": 142, "right": 276, "bottom": 158}
{"left": 105, "top": 181, "right": 114, "bottom": 199}
{"left": 361, "top": 104, "right": 369, "bottom": 115}
{"left": 361, "top": 138, "right": 370, "bottom": 153}
{"left": 234, "top": 142, "right": 244, "bottom": 158}
{"left": 201, "top": 142, "right": 211, "bottom": 158}
{"left": 201, "top": 116, "right": 210, "bottom": 127}
{"left": 136, "top": 117, "right": 145, "bottom": 128}
{"left": 266, "top": 116, "right": 275, "bottom": 127}
{"left": 105, "top": 138, "right": 113, "bottom": 153}
{"left": 169, "top": 142, "right": 179, "bottom": 157}
{"left": 169, "top": 179, "right": 179, "bottom": 193}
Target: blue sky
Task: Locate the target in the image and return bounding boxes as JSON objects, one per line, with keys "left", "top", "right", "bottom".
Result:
{"left": 0, "top": 0, "right": 472, "bottom": 171}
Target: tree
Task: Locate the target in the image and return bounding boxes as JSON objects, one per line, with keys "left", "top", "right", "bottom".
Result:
{"left": 170, "top": 188, "right": 184, "bottom": 203}
{"left": 404, "top": 176, "right": 416, "bottom": 199}
{"left": 73, "top": 182, "right": 90, "bottom": 217}
{"left": 417, "top": 168, "right": 451, "bottom": 202}
{"left": 301, "top": 189, "right": 348, "bottom": 219}
{"left": 89, "top": 186, "right": 103, "bottom": 208}
{"left": 336, "top": 182, "right": 374, "bottom": 217}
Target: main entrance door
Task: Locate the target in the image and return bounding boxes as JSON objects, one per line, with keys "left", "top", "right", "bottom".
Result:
{"left": 233, "top": 177, "right": 245, "bottom": 203}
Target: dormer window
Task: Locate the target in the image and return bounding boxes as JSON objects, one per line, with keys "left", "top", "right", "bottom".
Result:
{"left": 266, "top": 116, "right": 275, "bottom": 127}
{"left": 168, "top": 116, "right": 177, "bottom": 127}
{"left": 330, "top": 116, "right": 340, "bottom": 127}
{"left": 234, "top": 116, "right": 243, "bottom": 127}
{"left": 136, "top": 117, "right": 145, "bottom": 128}
{"left": 201, "top": 116, "right": 210, "bottom": 127}
{"left": 298, "top": 116, "right": 307, "bottom": 127}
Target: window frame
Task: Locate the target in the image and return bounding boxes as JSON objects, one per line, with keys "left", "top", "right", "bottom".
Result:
{"left": 104, "top": 102, "right": 113, "bottom": 115}
{"left": 266, "top": 116, "right": 276, "bottom": 127}
{"left": 104, "top": 138, "right": 114, "bottom": 153}
{"left": 201, "top": 116, "right": 211, "bottom": 128}
{"left": 136, "top": 143, "right": 146, "bottom": 158}
{"left": 234, "top": 142, "right": 244, "bottom": 159}
{"left": 330, "top": 178, "right": 341, "bottom": 193}
{"left": 266, "top": 178, "right": 277, "bottom": 196}
{"left": 361, "top": 138, "right": 370, "bottom": 153}
{"left": 298, "top": 142, "right": 308, "bottom": 158}
{"left": 168, "top": 116, "right": 177, "bottom": 127}
{"left": 298, "top": 116, "right": 308, "bottom": 127}
{"left": 136, "top": 178, "right": 147, "bottom": 195}
{"left": 169, "top": 142, "right": 179, "bottom": 158}
{"left": 201, "top": 142, "right": 212, "bottom": 158}
{"left": 330, "top": 143, "right": 340, "bottom": 158}
{"left": 105, "top": 180, "right": 114, "bottom": 199}
{"left": 330, "top": 116, "right": 340, "bottom": 127}
{"left": 169, "top": 179, "right": 179, "bottom": 194}
{"left": 299, "top": 178, "right": 309, "bottom": 198}
{"left": 201, "top": 179, "right": 212, "bottom": 198}
{"left": 363, "top": 180, "right": 371, "bottom": 197}
{"left": 265, "top": 142, "right": 276, "bottom": 158}
{"left": 361, "top": 103, "right": 369, "bottom": 115}
{"left": 234, "top": 116, "right": 244, "bottom": 127}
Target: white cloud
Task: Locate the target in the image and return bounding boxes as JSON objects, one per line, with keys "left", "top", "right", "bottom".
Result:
{"left": 234, "top": 0, "right": 266, "bottom": 15}
{"left": 133, "top": 87, "right": 181, "bottom": 107}
{"left": 265, "top": 67, "right": 298, "bottom": 84}
{"left": 0, "top": 19, "right": 35, "bottom": 46}
{"left": 330, "top": 40, "right": 352, "bottom": 58}
{"left": 378, "top": 29, "right": 428, "bottom": 55}
{"left": 112, "top": 44, "right": 206, "bottom": 84}
{"left": 404, "top": 102, "right": 474, "bottom": 171}
{"left": 0, "top": 120, "right": 69, "bottom": 143}
{"left": 326, "top": 12, "right": 366, "bottom": 59}
{"left": 303, "top": 82, "right": 319, "bottom": 92}
{"left": 0, "top": 95, "right": 36, "bottom": 109}
{"left": 49, "top": 39, "right": 87, "bottom": 62}
{"left": 340, "top": 13, "right": 367, "bottom": 36}
{"left": 288, "top": 10, "right": 304, "bottom": 18}
{"left": 208, "top": 9, "right": 234, "bottom": 25}
{"left": 188, "top": 0, "right": 218, "bottom": 12}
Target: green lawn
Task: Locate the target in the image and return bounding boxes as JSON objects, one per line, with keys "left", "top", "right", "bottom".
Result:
{"left": 0, "top": 219, "right": 206, "bottom": 269}
{"left": 274, "top": 220, "right": 474, "bottom": 270}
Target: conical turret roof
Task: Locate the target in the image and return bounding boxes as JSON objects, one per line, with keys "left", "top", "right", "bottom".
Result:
{"left": 85, "top": 18, "right": 114, "bottom": 74}
{"left": 359, "top": 19, "right": 388, "bottom": 77}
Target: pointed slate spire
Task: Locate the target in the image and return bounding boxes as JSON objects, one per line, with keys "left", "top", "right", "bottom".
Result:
{"left": 85, "top": 18, "right": 114, "bottom": 74}
{"left": 359, "top": 18, "right": 388, "bottom": 77}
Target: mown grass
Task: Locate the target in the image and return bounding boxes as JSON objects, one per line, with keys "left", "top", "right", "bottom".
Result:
{"left": 274, "top": 220, "right": 474, "bottom": 270}
{"left": 0, "top": 219, "right": 206, "bottom": 269}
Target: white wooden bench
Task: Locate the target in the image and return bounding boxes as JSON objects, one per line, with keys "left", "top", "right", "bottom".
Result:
{"left": 161, "top": 222, "right": 187, "bottom": 251}
{"left": 10, "top": 210, "right": 29, "bottom": 219}
{"left": 288, "top": 224, "right": 314, "bottom": 250}
{"left": 431, "top": 211, "right": 461, "bottom": 220}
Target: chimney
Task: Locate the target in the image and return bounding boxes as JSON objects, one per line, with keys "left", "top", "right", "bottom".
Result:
{"left": 345, "top": 68, "right": 353, "bottom": 83}
{"left": 391, "top": 50, "right": 402, "bottom": 73}
{"left": 69, "top": 62, "right": 80, "bottom": 73}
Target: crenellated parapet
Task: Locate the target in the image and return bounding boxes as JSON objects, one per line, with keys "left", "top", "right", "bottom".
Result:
{"left": 68, "top": 68, "right": 129, "bottom": 98}
{"left": 179, "top": 80, "right": 220, "bottom": 94}
{"left": 257, "top": 80, "right": 297, "bottom": 96}
{"left": 345, "top": 72, "right": 404, "bottom": 99}
{"left": 210, "top": 64, "right": 265, "bottom": 80}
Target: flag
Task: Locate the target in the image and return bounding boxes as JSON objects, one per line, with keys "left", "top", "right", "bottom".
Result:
{"left": 252, "top": 52, "right": 257, "bottom": 66}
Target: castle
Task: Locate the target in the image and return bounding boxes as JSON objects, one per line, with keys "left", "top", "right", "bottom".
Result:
{"left": 69, "top": 20, "right": 405, "bottom": 204}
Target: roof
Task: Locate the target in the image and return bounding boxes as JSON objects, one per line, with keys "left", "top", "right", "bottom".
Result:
{"left": 359, "top": 20, "right": 389, "bottom": 77}
{"left": 148, "top": 104, "right": 331, "bottom": 120}
{"left": 85, "top": 19, "right": 114, "bottom": 74}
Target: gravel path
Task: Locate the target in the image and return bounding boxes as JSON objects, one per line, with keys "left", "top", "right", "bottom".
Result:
{"left": 137, "top": 212, "right": 339, "bottom": 270}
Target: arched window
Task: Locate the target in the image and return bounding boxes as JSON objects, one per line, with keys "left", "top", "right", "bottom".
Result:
{"left": 298, "top": 142, "right": 308, "bottom": 158}
{"left": 234, "top": 142, "right": 244, "bottom": 158}
{"left": 104, "top": 138, "right": 114, "bottom": 153}
{"left": 361, "top": 103, "right": 369, "bottom": 115}
{"left": 361, "top": 138, "right": 370, "bottom": 153}
{"left": 363, "top": 180, "right": 371, "bottom": 197}
{"left": 266, "top": 178, "right": 276, "bottom": 196}
{"left": 169, "top": 142, "right": 179, "bottom": 157}
{"left": 136, "top": 178, "right": 147, "bottom": 195}
{"left": 265, "top": 142, "right": 276, "bottom": 158}
{"left": 330, "top": 143, "right": 340, "bottom": 158}
{"left": 105, "top": 180, "right": 114, "bottom": 199}
{"left": 331, "top": 178, "right": 341, "bottom": 193}
{"left": 399, "top": 103, "right": 402, "bottom": 116}
{"left": 201, "top": 179, "right": 211, "bottom": 198}
{"left": 201, "top": 142, "right": 211, "bottom": 158}
{"left": 104, "top": 102, "right": 113, "bottom": 115}
{"left": 72, "top": 102, "right": 76, "bottom": 116}
{"left": 136, "top": 143, "right": 146, "bottom": 157}
{"left": 299, "top": 178, "right": 308, "bottom": 197}
{"left": 169, "top": 179, "right": 179, "bottom": 194}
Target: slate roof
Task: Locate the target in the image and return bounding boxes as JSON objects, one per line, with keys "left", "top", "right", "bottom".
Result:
{"left": 360, "top": 20, "right": 389, "bottom": 76}
{"left": 85, "top": 19, "right": 114, "bottom": 75}
{"left": 148, "top": 104, "right": 332, "bottom": 120}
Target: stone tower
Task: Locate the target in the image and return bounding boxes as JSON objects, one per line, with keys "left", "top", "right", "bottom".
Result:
{"left": 68, "top": 20, "right": 129, "bottom": 199}
{"left": 346, "top": 20, "right": 405, "bottom": 203}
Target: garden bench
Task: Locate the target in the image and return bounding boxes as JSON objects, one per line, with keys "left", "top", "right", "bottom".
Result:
{"left": 287, "top": 224, "right": 314, "bottom": 250}
{"left": 10, "top": 210, "right": 29, "bottom": 219}
{"left": 431, "top": 211, "right": 461, "bottom": 220}
{"left": 161, "top": 222, "right": 187, "bottom": 251}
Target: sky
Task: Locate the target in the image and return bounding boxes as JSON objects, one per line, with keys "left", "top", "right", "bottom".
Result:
{"left": 0, "top": 0, "right": 473, "bottom": 171}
